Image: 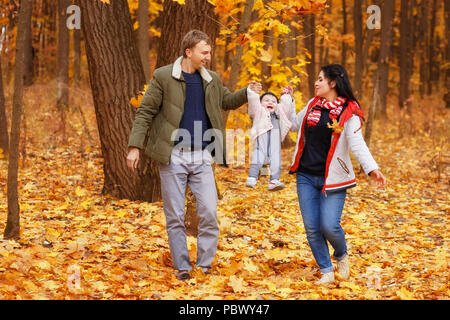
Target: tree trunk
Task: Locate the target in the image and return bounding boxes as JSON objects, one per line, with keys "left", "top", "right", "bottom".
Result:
{"left": 157, "top": 0, "right": 219, "bottom": 69}
{"left": 364, "top": 71, "right": 379, "bottom": 148}
{"left": 304, "top": 14, "right": 316, "bottom": 97}
{"left": 227, "top": 0, "right": 255, "bottom": 92}
{"left": 157, "top": 0, "right": 220, "bottom": 237}
{"left": 138, "top": 0, "right": 150, "bottom": 82}
{"left": 0, "top": 57, "right": 8, "bottom": 156}
{"left": 399, "top": 0, "right": 411, "bottom": 109}
{"left": 377, "top": 0, "right": 395, "bottom": 117}
{"left": 23, "top": 9, "right": 34, "bottom": 87}
{"left": 341, "top": 0, "right": 347, "bottom": 67}
{"left": 57, "top": 0, "right": 70, "bottom": 142}
{"left": 445, "top": 0, "right": 450, "bottom": 108}
{"left": 221, "top": 0, "right": 253, "bottom": 127}
{"left": 4, "top": 0, "right": 33, "bottom": 240}
{"left": 78, "top": 0, "right": 160, "bottom": 202}
{"left": 419, "top": 0, "right": 429, "bottom": 98}
{"left": 427, "top": 0, "right": 437, "bottom": 95}
{"left": 73, "top": 28, "right": 81, "bottom": 87}
{"left": 353, "top": 0, "right": 363, "bottom": 99}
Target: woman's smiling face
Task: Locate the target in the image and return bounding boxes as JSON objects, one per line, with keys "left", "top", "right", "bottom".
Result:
{"left": 315, "top": 70, "right": 335, "bottom": 98}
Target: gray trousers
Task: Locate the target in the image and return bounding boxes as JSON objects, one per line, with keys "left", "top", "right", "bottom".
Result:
{"left": 249, "top": 128, "right": 281, "bottom": 181}
{"left": 158, "top": 148, "right": 219, "bottom": 271}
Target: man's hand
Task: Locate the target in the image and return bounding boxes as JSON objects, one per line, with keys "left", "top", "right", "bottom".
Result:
{"left": 280, "top": 85, "right": 294, "bottom": 97}
{"left": 127, "top": 147, "right": 140, "bottom": 172}
{"left": 248, "top": 81, "right": 262, "bottom": 94}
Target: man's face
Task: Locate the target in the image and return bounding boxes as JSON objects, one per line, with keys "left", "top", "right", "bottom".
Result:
{"left": 261, "top": 94, "right": 278, "bottom": 111}
{"left": 185, "top": 40, "right": 212, "bottom": 70}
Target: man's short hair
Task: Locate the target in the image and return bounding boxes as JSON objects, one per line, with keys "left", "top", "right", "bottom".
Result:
{"left": 181, "top": 30, "right": 211, "bottom": 58}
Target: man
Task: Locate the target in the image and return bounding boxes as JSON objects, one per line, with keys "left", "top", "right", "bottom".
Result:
{"left": 127, "top": 30, "right": 261, "bottom": 280}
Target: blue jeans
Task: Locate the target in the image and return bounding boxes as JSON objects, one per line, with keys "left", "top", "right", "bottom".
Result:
{"left": 296, "top": 172, "right": 348, "bottom": 274}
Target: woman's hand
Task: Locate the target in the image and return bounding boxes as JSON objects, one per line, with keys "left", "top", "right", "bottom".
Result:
{"left": 369, "top": 169, "right": 386, "bottom": 188}
{"left": 281, "top": 85, "right": 293, "bottom": 97}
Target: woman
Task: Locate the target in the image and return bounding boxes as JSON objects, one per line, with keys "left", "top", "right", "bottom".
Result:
{"left": 289, "top": 64, "right": 386, "bottom": 285}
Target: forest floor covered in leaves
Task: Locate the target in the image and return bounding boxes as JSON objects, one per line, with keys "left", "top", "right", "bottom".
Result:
{"left": 0, "top": 87, "right": 448, "bottom": 299}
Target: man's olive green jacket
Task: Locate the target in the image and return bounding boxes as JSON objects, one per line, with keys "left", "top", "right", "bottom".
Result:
{"left": 128, "top": 56, "right": 248, "bottom": 165}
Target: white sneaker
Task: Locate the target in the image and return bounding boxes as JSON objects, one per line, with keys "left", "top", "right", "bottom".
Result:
{"left": 315, "top": 272, "right": 335, "bottom": 285}
{"left": 268, "top": 179, "right": 285, "bottom": 191}
{"left": 337, "top": 255, "right": 350, "bottom": 279}
{"left": 246, "top": 177, "right": 257, "bottom": 188}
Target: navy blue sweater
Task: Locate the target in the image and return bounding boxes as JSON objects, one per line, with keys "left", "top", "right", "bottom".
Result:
{"left": 175, "top": 71, "right": 212, "bottom": 149}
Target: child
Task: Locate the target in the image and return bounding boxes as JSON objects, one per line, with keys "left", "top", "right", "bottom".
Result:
{"left": 246, "top": 84, "right": 295, "bottom": 191}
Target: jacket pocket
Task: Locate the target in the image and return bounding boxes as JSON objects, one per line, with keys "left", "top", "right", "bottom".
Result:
{"left": 337, "top": 157, "right": 350, "bottom": 175}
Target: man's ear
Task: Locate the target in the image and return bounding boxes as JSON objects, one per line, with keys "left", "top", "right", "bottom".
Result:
{"left": 185, "top": 48, "right": 192, "bottom": 58}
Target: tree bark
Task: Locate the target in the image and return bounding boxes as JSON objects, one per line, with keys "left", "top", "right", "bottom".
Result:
{"left": 57, "top": 0, "right": 70, "bottom": 142}
{"left": 427, "top": 0, "right": 437, "bottom": 95}
{"left": 304, "top": 14, "right": 316, "bottom": 98}
{"left": 353, "top": 0, "right": 363, "bottom": 99}
{"left": 138, "top": 0, "right": 150, "bottom": 82}
{"left": 364, "top": 71, "right": 379, "bottom": 148}
{"left": 23, "top": 8, "right": 34, "bottom": 87}
{"left": 4, "top": 0, "right": 33, "bottom": 240}
{"left": 419, "top": 0, "right": 429, "bottom": 98}
{"left": 341, "top": 0, "right": 347, "bottom": 67}
{"left": 445, "top": 0, "right": 450, "bottom": 108}
{"left": 227, "top": 0, "right": 255, "bottom": 92}
{"left": 0, "top": 58, "right": 8, "bottom": 156}
{"left": 157, "top": 0, "right": 219, "bottom": 68}
{"left": 377, "top": 0, "right": 395, "bottom": 117}
{"left": 399, "top": 0, "right": 411, "bottom": 109}
{"left": 73, "top": 28, "right": 81, "bottom": 87}
{"left": 78, "top": 0, "right": 160, "bottom": 201}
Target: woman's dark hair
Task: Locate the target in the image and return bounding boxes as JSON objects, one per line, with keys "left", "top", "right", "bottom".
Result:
{"left": 320, "top": 64, "right": 359, "bottom": 106}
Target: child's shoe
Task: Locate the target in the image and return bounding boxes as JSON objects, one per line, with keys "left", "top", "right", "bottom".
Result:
{"left": 268, "top": 179, "right": 285, "bottom": 191}
{"left": 246, "top": 177, "right": 257, "bottom": 188}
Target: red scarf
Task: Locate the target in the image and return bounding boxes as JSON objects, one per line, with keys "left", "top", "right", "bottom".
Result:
{"left": 307, "top": 96, "right": 347, "bottom": 127}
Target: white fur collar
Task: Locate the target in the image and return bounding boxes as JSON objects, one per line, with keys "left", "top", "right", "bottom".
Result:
{"left": 172, "top": 56, "right": 212, "bottom": 83}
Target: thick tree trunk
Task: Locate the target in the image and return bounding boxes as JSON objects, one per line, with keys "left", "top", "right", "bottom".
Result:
{"left": 157, "top": 0, "right": 219, "bottom": 68}
{"left": 157, "top": 0, "right": 220, "bottom": 237}
{"left": 353, "top": 0, "right": 363, "bottom": 99}
{"left": 0, "top": 58, "right": 8, "bottom": 155}
{"left": 78, "top": 0, "right": 160, "bottom": 201}
{"left": 4, "top": 0, "right": 33, "bottom": 240}
{"left": 57, "top": 0, "right": 70, "bottom": 142}
{"left": 138, "top": 0, "right": 150, "bottom": 82}
{"left": 378, "top": 0, "right": 395, "bottom": 117}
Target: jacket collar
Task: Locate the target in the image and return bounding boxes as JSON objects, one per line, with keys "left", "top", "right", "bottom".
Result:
{"left": 172, "top": 56, "right": 212, "bottom": 83}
